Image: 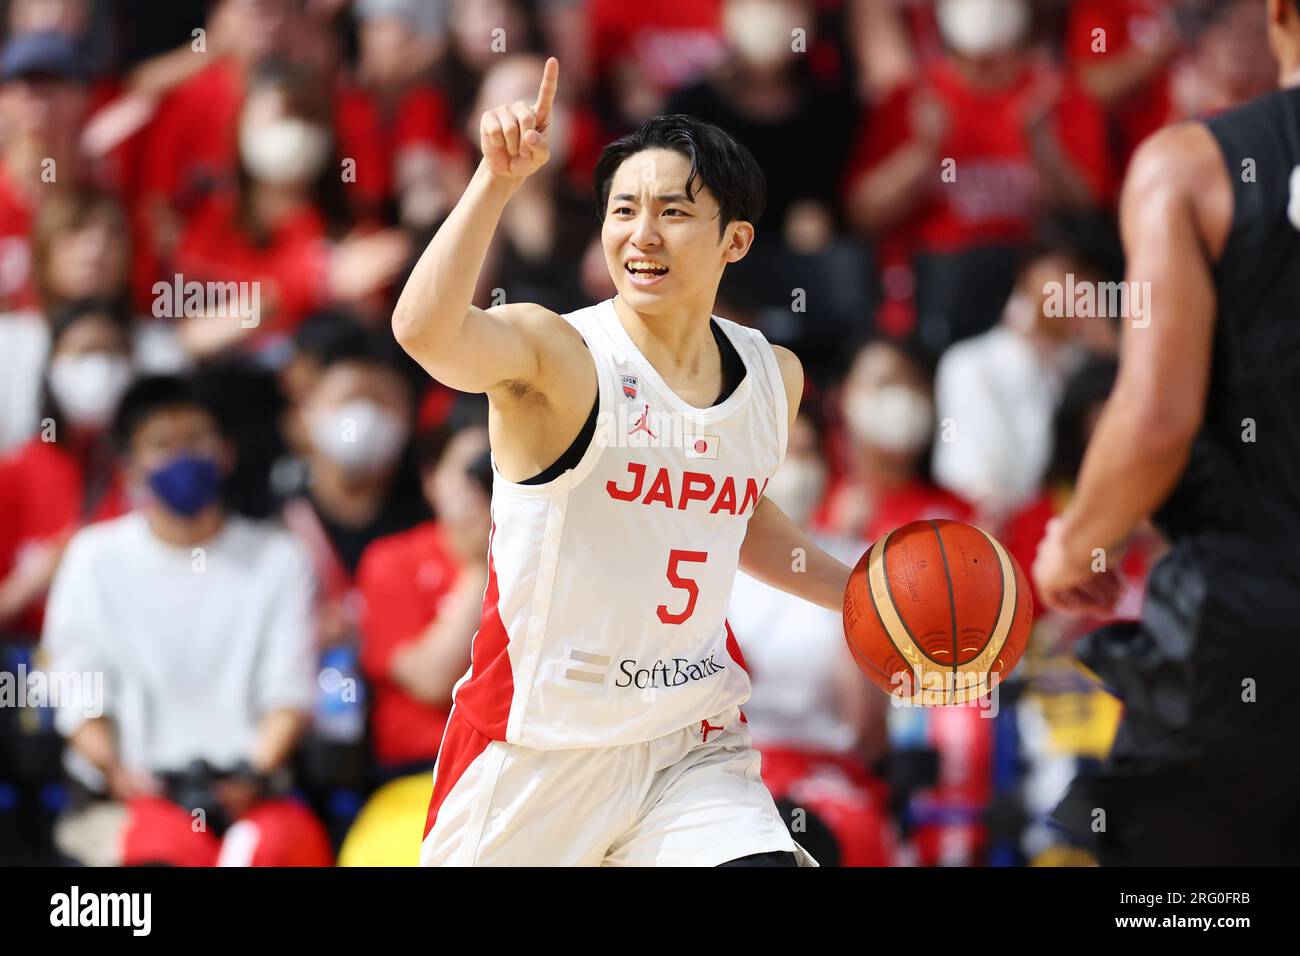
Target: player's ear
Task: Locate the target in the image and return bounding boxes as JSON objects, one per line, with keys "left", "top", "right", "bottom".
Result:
{"left": 723, "top": 220, "right": 755, "bottom": 264}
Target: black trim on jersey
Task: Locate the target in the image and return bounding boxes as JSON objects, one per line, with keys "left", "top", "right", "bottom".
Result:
{"left": 517, "top": 320, "right": 746, "bottom": 485}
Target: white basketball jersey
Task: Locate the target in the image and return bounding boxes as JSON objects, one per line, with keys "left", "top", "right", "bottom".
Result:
{"left": 451, "top": 298, "right": 789, "bottom": 750}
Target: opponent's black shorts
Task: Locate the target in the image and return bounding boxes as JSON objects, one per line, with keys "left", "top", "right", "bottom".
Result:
{"left": 1050, "top": 533, "right": 1300, "bottom": 865}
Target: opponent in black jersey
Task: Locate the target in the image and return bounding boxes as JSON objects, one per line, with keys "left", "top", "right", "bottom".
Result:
{"left": 1033, "top": 0, "right": 1300, "bottom": 865}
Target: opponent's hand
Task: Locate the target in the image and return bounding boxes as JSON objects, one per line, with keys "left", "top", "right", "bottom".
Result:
{"left": 1032, "top": 517, "right": 1125, "bottom": 618}
{"left": 480, "top": 56, "right": 558, "bottom": 181}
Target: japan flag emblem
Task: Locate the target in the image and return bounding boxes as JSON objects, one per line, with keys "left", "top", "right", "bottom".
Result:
{"left": 684, "top": 434, "right": 720, "bottom": 459}
{"left": 621, "top": 375, "right": 639, "bottom": 399}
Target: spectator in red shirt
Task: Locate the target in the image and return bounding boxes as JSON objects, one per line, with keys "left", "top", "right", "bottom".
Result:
{"left": 333, "top": 0, "right": 469, "bottom": 230}
{"left": 170, "top": 60, "right": 409, "bottom": 360}
{"left": 0, "top": 31, "right": 90, "bottom": 313}
{"left": 357, "top": 405, "right": 491, "bottom": 773}
{"left": 0, "top": 300, "right": 134, "bottom": 641}
{"left": 1064, "top": 0, "right": 1180, "bottom": 173}
{"left": 816, "top": 339, "right": 970, "bottom": 542}
{"left": 589, "top": 0, "right": 726, "bottom": 126}
{"left": 846, "top": 0, "right": 1112, "bottom": 357}
{"left": 135, "top": 0, "right": 296, "bottom": 226}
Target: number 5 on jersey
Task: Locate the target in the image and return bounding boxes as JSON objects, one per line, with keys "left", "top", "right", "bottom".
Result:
{"left": 658, "top": 549, "right": 708, "bottom": 624}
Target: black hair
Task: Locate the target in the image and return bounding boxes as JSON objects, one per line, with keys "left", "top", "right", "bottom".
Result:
{"left": 412, "top": 394, "right": 489, "bottom": 474}
{"left": 1020, "top": 213, "right": 1125, "bottom": 285}
{"left": 37, "top": 299, "right": 134, "bottom": 445}
{"left": 294, "top": 308, "right": 373, "bottom": 366}
{"left": 467, "top": 447, "right": 494, "bottom": 498}
{"left": 593, "top": 114, "right": 767, "bottom": 238}
{"left": 112, "top": 375, "right": 223, "bottom": 453}
{"left": 1046, "top": 357, "right": 1118, "bottom": 485}
{"left": 48, "top": 297, "right": 132, "bottom": 350}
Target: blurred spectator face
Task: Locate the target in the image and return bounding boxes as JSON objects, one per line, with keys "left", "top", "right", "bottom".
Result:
{"left": 1008, "top": 251, "right": 1117, "bottom": 355}
{"left": 301, "top": 360, "right": 412, "bottom": 478}
{"left": 763, "top": 413, "right": 827, "bottom": 527}
{"left": 217, "top": 0, "right": 295, "bottom": 66}
{"left": 360, "top": 15, "right": 413, "bottom": 85}
{"left": 8, "top": 0, "right": 89, "bottom": 37}
{"left": 127, "top": 404, "right": 231, "bottom": 514}
{"left": 722, "top": 0, "right": 811, "bottom": 70}
{"left": 425, "top": 424, "right": 489, "bottom": 526}
{"left": 935, "top": 0, "right": 1030, "bottom": 60}
{"left": 0, "top": 73, "right": 85, "bottom": 150}
{"left": 47, "top": 311, "right": 131, "bottom": 430}
{"left": 40, "top": 203, "right": 128, "bottom": 304}
{"left": 358, "top": 6, "right": 442, "bottom": 88}
{"left": 601, "top": 148, "right": 741, "bottom": 315}
{"left": 238, "top": 83, "right": 332, "bottom": 188}
{"left": 471, "top": 55, "right": 569, "bottom": 165}
{"left": 1201, "top": 0, "right": 1276, "bottom": 101}
{"left": 450, "top": 0, "right": 526, "bottom": 71}
{"left": 840, "top": 342, "right": 935, "bottom": 465}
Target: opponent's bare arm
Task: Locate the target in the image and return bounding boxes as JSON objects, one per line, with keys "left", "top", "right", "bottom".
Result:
{"left": 391, "top": 57, "right": 574, "bottom": 398}
{"left": 1032, "top": 122, "right": 1232, "bottom": 614}
{"left": 740, "top": 345, "right": 854, "bottom": 612}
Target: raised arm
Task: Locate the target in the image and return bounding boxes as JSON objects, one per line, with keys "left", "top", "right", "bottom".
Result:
{"left": 391, "top": 57, "right": 565, "bottom": 396}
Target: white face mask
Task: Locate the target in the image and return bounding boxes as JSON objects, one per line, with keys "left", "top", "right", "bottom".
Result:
{"left": 48, "top": 353, "right": 133, "bottom": 428}
{"left": 764, "top": 456, "right": 827, "bottom": 528}
{"left": 310, "top": 399, "right": 408, "bottom": 475}
{"left": 725, "top": 0, "right": 803, "bottom": 68}
{"left": 846, "top": 385, "right": 935, "bottom": 455}
{"left": 936, "top": 0, "right": 1029, "bottom": 57}
{"left": 239, "top": 117, "right": 331, "bottom": 185}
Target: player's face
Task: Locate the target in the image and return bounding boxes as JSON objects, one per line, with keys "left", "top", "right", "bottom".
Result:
{"left": 601, "top": 148, "right": 753, "bottom": 314}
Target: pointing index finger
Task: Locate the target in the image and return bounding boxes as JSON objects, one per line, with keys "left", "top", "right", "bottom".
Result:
{"left": 533, "top": 56, "right": 559, "bottom": 132}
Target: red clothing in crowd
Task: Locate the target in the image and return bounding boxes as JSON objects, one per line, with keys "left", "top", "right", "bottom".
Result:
{"left": 121, "top": 795, "right": 332, "bottom": 866}
{"left": 589, "top": 0, "right": 726, "bottom": 94}
{"left": 848, "top": 59, "right": 1113, "bottom": 254}
{"left": 138, "top": 59, "right": 245, "bottom": 210}
{"left": 333, "top": 83, "right": 463, "bottom": 215}
{"left": 759, "top": 746, "right": 895, "bottom": 866}
{"left": 908, "top": 706, "right": 993, "bottom": 867}
{"left": 357, "top": 521, "right": 465, "bottom": 768}
{"left": 0, "top": 165, "right": 35, "bottom": 312}
{"left": 174, "top": 193, "right": 329, "bottom": 339}
{"left": 1065, "top": 0, "right": 1175, "bottom": 171}
{"left": 1002, "top": 487, "right": 1154, "bottom": 618}
{"left": 815, "top": 476, "right": 973, "bottom": 545}
{"left": 0, "top": 438, "right": 129, "bottom": 636}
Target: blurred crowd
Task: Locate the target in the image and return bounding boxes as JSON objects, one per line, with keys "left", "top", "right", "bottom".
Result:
{"left": 0, "top": 0, "right": 1278, "bottom": 866}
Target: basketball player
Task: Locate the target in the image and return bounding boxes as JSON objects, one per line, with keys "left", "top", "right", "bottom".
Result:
{"left": 392, "top": 58, "right": 854, "bottom": 866}
{"left": 1033, "top": 0, "right": 1300, "bottom": 864}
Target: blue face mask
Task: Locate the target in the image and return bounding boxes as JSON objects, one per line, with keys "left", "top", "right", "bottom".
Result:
{"left": 146, "top": 453, "right": 223, "bottom": 517}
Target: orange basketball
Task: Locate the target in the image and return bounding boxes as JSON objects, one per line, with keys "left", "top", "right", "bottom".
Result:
{"left": 842, "top": 519, "right": 1033, "bottom": 705}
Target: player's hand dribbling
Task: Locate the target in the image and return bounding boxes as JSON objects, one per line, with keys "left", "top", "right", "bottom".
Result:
{"left": 480, "top": 56, "right": 558, "bottom": 182}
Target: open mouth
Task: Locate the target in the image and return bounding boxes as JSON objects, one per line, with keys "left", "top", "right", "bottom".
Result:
{"left": 624, "top": 258, "right": 669, "bottom": 283}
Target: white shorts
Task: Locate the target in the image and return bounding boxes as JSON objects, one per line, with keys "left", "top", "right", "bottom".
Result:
{"left": 419, "top": 704, "right": 818, "bottom": 867}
